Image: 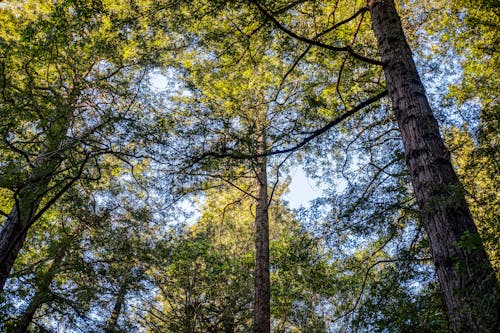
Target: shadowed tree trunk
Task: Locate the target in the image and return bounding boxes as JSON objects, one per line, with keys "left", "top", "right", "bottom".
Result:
{"left": 253, "top": 121, "right": 270, "bottom": 333}
{"left": 367, "top": 0, "right": 499, "bottom": 331}
{"left": 14, "top": 245, "right": 67, "bottom": 333}
{"left": 0, "top": 161, "right": 61, "bottom": 292}
{"left": 0, "top": 206, "right": 30, "bottom": 295}
{"left": 0, "top": 108, "right": 74, "bottom": 293}
{"left": 105, "top": 272, "right": 130, "bottom": 333}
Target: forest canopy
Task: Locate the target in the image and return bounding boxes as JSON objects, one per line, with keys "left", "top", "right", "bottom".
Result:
{"left": 0, "top": 0, "right": 498, "bottom": 332}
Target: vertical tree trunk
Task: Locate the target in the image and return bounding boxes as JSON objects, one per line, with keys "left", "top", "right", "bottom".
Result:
{"left": 253, "top": 123, "right": 270, "bottom": 333}
{"left": 105, "top": 273, "right": 129, "bottom": 333}
{"left": 367, "top": 1, "right": 499, "bottom": 331}
{"left": 14, "top": 245, "right": 66, "bottom": 333}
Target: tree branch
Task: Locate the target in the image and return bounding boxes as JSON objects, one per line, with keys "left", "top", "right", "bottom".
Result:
{"left": 250, "top": 1, "right": 383, "bottom": 66}
{"left": 193, "top": 90, "right": 387, "bottom": 163}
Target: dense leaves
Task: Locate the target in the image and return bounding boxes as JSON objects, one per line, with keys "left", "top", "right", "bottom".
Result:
{"left": 0, "top": 0, "right": 498, "bottom": 332}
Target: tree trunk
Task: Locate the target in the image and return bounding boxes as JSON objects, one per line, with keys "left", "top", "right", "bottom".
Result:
{"left": 0, "top": 109, "right": 73, "bottom": 293}
{"left": 105, "top": 274, "right": 129, "bottom": 333}
{"left": 0, "top": 207, "right": 29, "bottom": 293}
{"left": 14, "top": 245, "right": 66, "bottom": 333}
{"left": 367, "top": 0, "right": 499, "bottom": 331}
{"left": 253, "top": 125, "right": 270, "bottom": 333}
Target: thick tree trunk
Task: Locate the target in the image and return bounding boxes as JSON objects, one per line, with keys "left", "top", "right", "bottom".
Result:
{"left": 0, "top": 109, "right": 73, "bottom": 293}
{"left": 0, "top": 170, "right": 58, "bottom": 292}
{"left": 0, "top": 207, "right": 29, "bottom": 293}
{"left": 253, "top": 127, "right": 270, "bottom": 333}
{"left": 0, "top": 180, "right": 52, "bottom": 292}
{"left": 14, "top": 245, "right": 66, "bottom": 333}
{"left": 367, "top": 1, "right": 499, "bottom": 331}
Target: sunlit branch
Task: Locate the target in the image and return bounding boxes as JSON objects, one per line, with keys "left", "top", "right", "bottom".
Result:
{"left": 278, "top": 7, "right": 371, "bottom": 91}
{"left": 268, "top": 151, "right": 294, "bottom": 206}
{"left": 336, "top": 11, "right": 367, "bottom": 106}
{"left": 331, "top": 256, "right": 433, "bottom": 324}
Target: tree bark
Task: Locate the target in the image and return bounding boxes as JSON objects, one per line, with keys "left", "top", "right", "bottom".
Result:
{"left": 0, "top": 109, "right": 73, "bottom": 293}
{"left": 367, "top": 1, "right": 499, "bottom": 331}
{"left": 0, "top": 176, "right": 52, "bottom": 292}
{"left": 253, "top": 124, "right": 270, "bottom": 333}
{"left": 14, "top": 245, "right": 66, "bottom": 333}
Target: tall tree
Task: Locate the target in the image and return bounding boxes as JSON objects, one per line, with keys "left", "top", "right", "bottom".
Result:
{"left": 253, "top": 116, "right": 270, "bottom": 333}
{"left": 147, "top": 185, "right": 334, "bottom": 332}
{"left": 180, "top": 1, "right": 499, "bottom": 330}
{"left": 159, "top": 19, "right": 317, "bottom": 330}
{"left": 366, "top": 1, "right": 498, "bottom": 331}
{"left": 414, "top": 0, "right": 499, "bottom": 274}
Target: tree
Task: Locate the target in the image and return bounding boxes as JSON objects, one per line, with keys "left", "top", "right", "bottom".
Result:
{"left": 0, "top": 146, "right": 173, "bottom": 332}
{"left": 1, "top": 0, "right": 497, "bottom": 331}
{"left": 171, "top": 1, "right": 498, "bottom": 330}
{"left": 147, "top": 185, "right": 335, "bottom": 332}
{"left": 160, "top": 20, "right": 317, "bottom": 331}
{"left": 414, "top": 0, "right": 499, "bottom": 275}
{"left": 366, "top": 1, "right": 498, "bottom": 331}
{"left": 0, "top": 191, "right": 103, "bottom": 332}
{"left": 0, "top": 0, "right": 174, "bottom": 291}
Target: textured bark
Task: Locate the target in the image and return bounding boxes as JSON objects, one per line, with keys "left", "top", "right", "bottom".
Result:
{"left": 14, "top": 245, "right": 66, "bottom": 333}
{"left": 368, "top": 1, "right": 499, "bottom": 332}
{"left": 253, "top": 126, "right": 270, "bottom": 333}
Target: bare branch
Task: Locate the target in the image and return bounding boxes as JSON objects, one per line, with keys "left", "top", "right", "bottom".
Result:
{"left": 268, "top": 151, "right": 294, "bottom": 206}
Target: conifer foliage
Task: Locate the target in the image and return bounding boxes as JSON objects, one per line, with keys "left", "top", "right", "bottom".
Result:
{"left": 0, "top": 1, "right": 498, "bottom": 332}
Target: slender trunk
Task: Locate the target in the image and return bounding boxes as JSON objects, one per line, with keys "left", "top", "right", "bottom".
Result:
{"left": 253, "top": 125, "right": 270, "bottom": 333}
{"left": 367, "top": 1, "right": 499, "bottom": 331}
{"left": 0, "top": 108, "right": 73, "bottom": 293}
{"left": 14, "top": 245, "right": 66, "bottom": 333}
{"left": 105, "top": 274, "right": 129, "bottom": 333}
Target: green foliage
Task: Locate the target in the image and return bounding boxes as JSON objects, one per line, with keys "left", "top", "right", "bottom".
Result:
{"left": 0, "top": 0, "right": 498, "bottom": 331}
{"left": 147, "top": 186, "right": 335, "bottom": 332}
{"left": 445, "top": 127, "right": 500, "bottom": 273}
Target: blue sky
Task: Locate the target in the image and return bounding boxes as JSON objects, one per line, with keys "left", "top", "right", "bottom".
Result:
{"left": 284, "top": 167, "right": 323, "bottom": 209}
